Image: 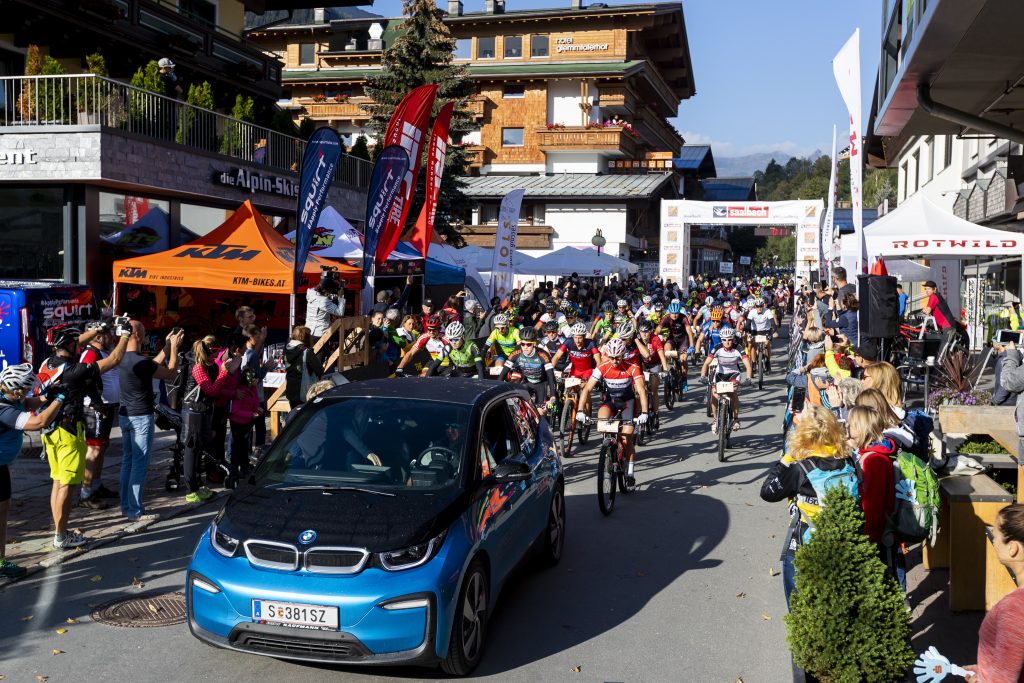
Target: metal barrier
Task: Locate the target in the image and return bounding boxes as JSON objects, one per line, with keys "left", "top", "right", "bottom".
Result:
{"left": 0, "top": 74, "right": 372, "bottom": 188}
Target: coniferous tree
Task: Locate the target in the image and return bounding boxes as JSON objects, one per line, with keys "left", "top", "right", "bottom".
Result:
{"left": 349, "top": 134, "right": 371, "bottom": 161}
{"left": 785, "top": 487, "right": 914, "bottom": 683}
{"left": 364, "top": 0, "right": 475, "bottom": 244}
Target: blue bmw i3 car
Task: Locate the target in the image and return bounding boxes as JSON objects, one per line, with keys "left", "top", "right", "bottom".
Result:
{"left": 186, "top": 378, "right": 565, "bottom": 675}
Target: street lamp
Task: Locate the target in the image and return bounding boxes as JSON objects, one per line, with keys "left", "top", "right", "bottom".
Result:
{"left": 591, "top": 228, "right": 606, "bottom": 255}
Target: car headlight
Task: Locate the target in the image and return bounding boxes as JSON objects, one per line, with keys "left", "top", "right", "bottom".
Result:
{"left": 210, "top": 521, "right": 240, "bottom": 558}
{"left": 378, "top": 530, "right": 447, "bottom": 571}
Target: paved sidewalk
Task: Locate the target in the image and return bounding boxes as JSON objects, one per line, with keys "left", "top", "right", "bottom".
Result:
{"left": 2, "top": 423, "right": 228, "bottom": 588}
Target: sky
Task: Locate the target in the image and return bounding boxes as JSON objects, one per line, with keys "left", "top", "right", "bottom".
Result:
{"left": 365, "top": 0, "right": 883, "bottom": 159}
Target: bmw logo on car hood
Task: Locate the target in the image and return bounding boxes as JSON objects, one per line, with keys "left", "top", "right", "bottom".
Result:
{"left": 298, "top": 529, "right": 317, "bottom": 545}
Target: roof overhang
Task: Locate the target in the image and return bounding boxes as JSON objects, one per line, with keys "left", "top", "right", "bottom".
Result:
{"left": 243, "top": 0, "right": 371, "bottom": 14}
{"left": 870, "top": 0, "right": 1024, "bottom": 164}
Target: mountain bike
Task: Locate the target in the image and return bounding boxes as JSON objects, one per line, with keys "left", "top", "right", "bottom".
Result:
{"left": 752, "top": 333, "right": 770, "bottom": 390}
{"left": 591, "top": 416, "right": 640, "bottom": 516}
{"left": 703, "top": 377, "right": 749, "bottom": 463}
{"left": 558, "top": 375, "right": 592, "bottom": 456}
{"left": 638, "top": 370, "right": 659, "bottom": 443}
{"left": 663, "top": 349, "right": 682, "bottom": 410}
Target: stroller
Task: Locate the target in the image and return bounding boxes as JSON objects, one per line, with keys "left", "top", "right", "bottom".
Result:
{"left": 154, "top": 403, "right": 186, "bottom": 492}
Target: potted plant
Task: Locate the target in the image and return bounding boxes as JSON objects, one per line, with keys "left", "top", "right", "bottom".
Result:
{"left": 18, "top": 45, "right": 69, "bottom": 124}
{"left": 77, "top": 53, "right": 109, "bottom": 125}
{"left": 785, "top": 487, "right": 914, "bottom": 682}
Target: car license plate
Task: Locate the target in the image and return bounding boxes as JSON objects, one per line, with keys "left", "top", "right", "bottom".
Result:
{"left": 252, "top": 599, "right": 339, "bottom": 630}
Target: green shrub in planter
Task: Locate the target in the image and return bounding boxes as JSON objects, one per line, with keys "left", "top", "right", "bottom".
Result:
{"left": 785, "top": 487, "right": 914, "bottom": 682}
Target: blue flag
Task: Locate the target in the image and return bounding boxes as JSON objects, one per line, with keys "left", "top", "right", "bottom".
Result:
{"left": 362, "top": 145, "right": 410, "bottom": 288}
{"left": 294, "top": 127, "right": 342, "bottom": 289}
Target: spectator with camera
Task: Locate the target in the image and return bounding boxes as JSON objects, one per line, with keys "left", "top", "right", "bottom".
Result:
{"left": 305, "top": 266, "right": 345, "bottom": 340}
{"left": 39, "top": 318, "right": 131, "bottom": 549}
{"left": 77, "top": 321, "right": 121, "bottom": 510}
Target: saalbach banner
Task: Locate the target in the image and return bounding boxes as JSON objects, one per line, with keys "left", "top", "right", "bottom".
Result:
{"left": 833, "top": 28, "right": 864, "bottom": 274}
{"left": 489, "top": 189, "right": 525, "bottom": 301}
{"left": 294, "top": 127, "right": 343, "bottom": 290}
{"left": 409, "top": 101, "right": 454, "bottom": 257}
{"left": 374, "top": 85, "right": 438, "bottom": 266}
{"left": 362, "top": 145, "right": 412, "bottom": 293}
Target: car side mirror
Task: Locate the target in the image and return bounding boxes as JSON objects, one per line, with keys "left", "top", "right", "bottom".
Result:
{"left": 493, "top": 460, "right": 530, "bottom": 483}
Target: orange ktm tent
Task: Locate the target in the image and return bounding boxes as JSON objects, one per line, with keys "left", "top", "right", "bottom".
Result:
{"left": 112, "top": 200, "right": 360, "bottom": 294}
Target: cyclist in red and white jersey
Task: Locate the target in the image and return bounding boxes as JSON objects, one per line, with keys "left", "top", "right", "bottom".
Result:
{"left": 577, "top": 338, "right": 649, "bottom": 487}
{"left": 635, "top": 319, "right": 669, "bottom": 417}
{"left": 395, "top": 314, "right": 450, "bottom": 377}
{"left": 551, "top": 322, "right": 600, "bottom": 381}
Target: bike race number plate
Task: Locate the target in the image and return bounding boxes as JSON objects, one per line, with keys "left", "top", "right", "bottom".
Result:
{"left": 715, "top": 381, "right": 737, "bottom": 394}
{"left": 754, "top": 335, "right": 769, "bottom": 344}
{"left": 252, "top": 599, "right": 339, "bottom": 631}
{"left": 596, "top": 420, "right": 621, "bottom": 434}
{"left": 564, "top": 377, "right": 582, "bottom": 388}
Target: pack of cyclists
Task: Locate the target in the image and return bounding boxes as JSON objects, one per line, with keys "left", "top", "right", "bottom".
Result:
{"left": 389, "top": 271, "right": 794, "bottom": 483}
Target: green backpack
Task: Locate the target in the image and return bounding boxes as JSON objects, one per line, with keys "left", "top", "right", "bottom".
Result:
{"left": 887, "top": 451, "right": 941, "bottom": 545}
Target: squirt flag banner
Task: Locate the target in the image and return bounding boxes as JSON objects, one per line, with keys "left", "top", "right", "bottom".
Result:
{"left": 409, "top": 101, "right": 455, "bottom": 258}
{"left": 489, "top": 189, "right": 525, "bottom": 301}
{"left": 362, "top": 145, "right": 411, "bottom": 291}
{"left": 374, "top": 84, "right": 438, "bottom": 266}
{"left": 294, "top": 127, "right": 343, "bottom": 290}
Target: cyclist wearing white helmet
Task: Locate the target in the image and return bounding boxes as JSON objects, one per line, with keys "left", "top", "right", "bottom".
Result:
{"left": 551, "top": 321, "right": 600, "bottom": 381}
{"left": 0, "top": 364, "right": 66, "bottom": 578}
{"left": 634, "top": 295, "right": 655, "bottom": 323}
{"left": 746, "top": 296, "right": 779, "bottom": 372}
{"left": 694, "top": 295, "right": 715, "bottom": 326}
{"left": 577, "top": 337, "right": 649, "bottom": 487}
{"left": 427, "top": 322, "right": 485, "bottom": 379}
{"left": 700, "top": 326, "right": 752, "bottom": 433}
{"left": 612, "top": 320, "right": 642, "bottom": 367}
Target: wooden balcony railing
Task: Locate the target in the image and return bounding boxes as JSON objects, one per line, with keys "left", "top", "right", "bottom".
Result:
{"left": 302, "top": 100, "right": 371, "bottom": 121}
{"left": 535, "top": 126, "right": 639, "bottom": 156}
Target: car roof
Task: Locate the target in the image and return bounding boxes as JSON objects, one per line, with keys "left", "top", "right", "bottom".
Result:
{"left": 320, "top": 378, "right": 519, "bottom": 406}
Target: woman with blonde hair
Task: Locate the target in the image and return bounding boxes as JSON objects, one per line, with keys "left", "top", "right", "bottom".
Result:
{"left": 761, "top": 404, "right": 858, "bottom": 607}
{"left": 855, "top": 387, "right": 915, "bottom": 449}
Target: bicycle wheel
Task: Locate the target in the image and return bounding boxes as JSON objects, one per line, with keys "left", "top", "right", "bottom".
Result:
{"left": 559, "top": 399, "right": 575, "bottom": 457}
{"left": 635, "top": 420, "right": 645, "bottom": 447}
{"left": 717, "top": 403, "right": 728, "bottom": 462}
{"left": 757, "top": 354, "right": 764, "bottom": 391}
{"left": 597, "top": 441, "right": 617, "bottom": 516}
{"left": 664, "top": 373, "right": 676, "bottom": 410}
{"left": 705, "top": 384, "right": 713, "bottom": 418}
{"left": 616, "top": 447, "right": 630, "bottom": 493}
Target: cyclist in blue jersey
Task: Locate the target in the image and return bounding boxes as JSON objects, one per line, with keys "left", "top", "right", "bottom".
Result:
{"left": 499, "top": 326, "right": 558, "bottom": 414}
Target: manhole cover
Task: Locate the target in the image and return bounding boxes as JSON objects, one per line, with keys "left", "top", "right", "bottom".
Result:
{"left": 91, "top": 591, "right": 187, "bottom": 628}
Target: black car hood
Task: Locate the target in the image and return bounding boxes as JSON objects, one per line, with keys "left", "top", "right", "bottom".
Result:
{"left": 221, "top": 486, "right": 466, "bottom": 553}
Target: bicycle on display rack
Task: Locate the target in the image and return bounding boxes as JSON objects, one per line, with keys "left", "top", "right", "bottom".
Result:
{"left": 589, "top": 416, "right": 640, "bottom": 516}
{"left": 663, "top": 349, "right": 683, "bottom": 410}
{"left": 751, "top": 333, "right": 770, "bottom": 390}
{"left": 558, "top": 375, "right": 591, "bottom": 456}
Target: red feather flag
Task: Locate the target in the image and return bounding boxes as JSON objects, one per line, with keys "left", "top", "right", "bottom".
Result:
{"left": 409, "top": 102, "right": 454, "bottom": 257}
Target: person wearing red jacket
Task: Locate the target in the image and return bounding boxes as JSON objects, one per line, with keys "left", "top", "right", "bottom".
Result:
{"left": 847, "top": 405, "right": 904, "bottom": 591}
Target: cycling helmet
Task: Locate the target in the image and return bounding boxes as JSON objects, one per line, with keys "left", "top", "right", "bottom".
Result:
{"left": 754, "top": 297, "right": 765, "bottom": 306}
{"left": 637, "top": 320, "right": 654, "bottom": 333}
{"left": 602, "top": 301, "right": 615, "bottom": 313}
{"left": 616, "top": 299, "right": 628, "bottom": 308}
{"left": 544, "top": 299, "right": 557, "bottom": 312}
{"left": 604, "top": 337, "right": 627, "bottom": 358}
{"left": 642, "top": 295, "right": 653, "bottom": 305}
{"left": 444, "top": 322, "right": 465, "bottom": 341}
{"left": 667, "top": 302, "right": 682, "bottom": 314}
{"left": 560, "top": 300, "right": 575, "bottom": 313}
{"left": 613, "top": 313, "right": 627, "bottom": 324}
{"left": 519, "top": 326, "right": 538, "bottom": 342}
{"left": 48, "top": 324, "right": 81, "bottom": 348}
{"left": 653, "top": 301, "right": 664, "bottom": 311}
{"left": 494, "top": 313, "right": 509, "bottom": 327}
{"left": 425, "top": 315, "right": 443, "bottom": 330}
{"left": 719, "top": 327, "right": 736, "bottom": 341}
{"left": 709, "top": 307, "right": 724, "bottom": 322}
{"left": 385, "top": 308, "right": 400, "bottom": 321}
{"left": 616, "top": 321, "right": 636, "bottom": 339}
{"left": 705, "top": 296, "right": 713, "bottom": 305}
{"left": 542, "top": 321, "right": 560, "bottom": 334}
{"left": 0, "top": 363, "right": 37, "bottom": 392}
{"left": 569, "top": 322, "right": 588, "bottom": 337}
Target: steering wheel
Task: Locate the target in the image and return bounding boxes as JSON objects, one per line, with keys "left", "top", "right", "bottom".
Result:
{"left": 415, "top": 446, "right": 458, "bottom": 469}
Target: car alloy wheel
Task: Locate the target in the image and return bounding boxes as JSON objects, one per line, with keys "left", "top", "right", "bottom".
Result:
{"left": 443, "top": 560, "right": 488, "bottom": 675}
{"left": 544, "top": 484, "right": 565, "bottom": 565}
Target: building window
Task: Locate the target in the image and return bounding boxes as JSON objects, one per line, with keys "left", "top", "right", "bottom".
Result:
{"left": 179, "top": 0, "right": 217, "bottom": 26}
{"left": 501, "top": 127, "right": 524, "bottom": 146}
{"left": 299, "top": 43, "right": 315, "bottom": 65}
{"left": 481, "top": 204, "right": 498, "bottom": 222}
{"left": 454, "top": 38, "right": 472, "bottom": 60}
{"left": 478, "top": 36, "right": 495, "bottom": 59}
{"left": 911, "top": 150, "right": 920, "bottom": 193}
{"left": 503, "top": 35, "right": 522, "bottom": 58}
{"left": 531, "top": 34, "right": 549, "bottom": 57}
{"left": 0, "top": 187, "right": 65, "bottom": 280}
{"left": 899, "top": 162, "right": 907, "bottom": 201}
{"left": 944, "top": 135, "right": 953, "bottom": 168}
{"left": 924, "top": 136, "right": 934, "bottom": 184}
{"left": 503, "top": 84, "right": 525, "bottom": 98}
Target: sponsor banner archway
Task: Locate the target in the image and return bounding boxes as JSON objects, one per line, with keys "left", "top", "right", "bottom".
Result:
{"left": 660, "top": 200, "right": 825, "bottom": 283}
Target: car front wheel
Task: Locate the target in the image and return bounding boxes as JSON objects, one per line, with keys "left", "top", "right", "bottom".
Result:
{"left": 441, "top": 560, "right": 488, "bottom": 676}
{"left": 540, "top": 482, "right": 566, "bottom": 566}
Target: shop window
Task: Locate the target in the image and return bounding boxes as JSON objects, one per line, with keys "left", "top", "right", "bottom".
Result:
{"left": 98, "top": 192, "right": 173, "bottom": 254}
{"left": 531, "top": 34, "right": 549, "bottom": 57}
{"left": 503, "top": 84, "right": 525, "bottom": 99}
{"left": 502, "top": 127, "right": 524, "bottom": 146}
{"left": 299, "top": 43, "right": 316, "bottom": 65}
{"left": 0, "top": 188, "right": 64, "bottom": 280}
{"left": 179, "top": 0, "right": 216, "bottom": 27}
{"left": 504, "top": 36, "right": 522, "bottom": 59}
{"left": 454, "top": 38, "right": 472, "bottom": 60}
{"left": 478, "top": 36, "right": 495, "bottom": 59}
{"left": 179, "top": 203, "right": 233, "bottom": 241}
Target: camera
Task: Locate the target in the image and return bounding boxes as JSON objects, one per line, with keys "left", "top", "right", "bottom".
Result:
{"left": 113, "top": 314, "right": 132, "bottom": 338}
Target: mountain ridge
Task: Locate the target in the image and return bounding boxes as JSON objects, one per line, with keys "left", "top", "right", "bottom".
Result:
{"left": 714, "top": 149, "right": 824, "bottom": 177}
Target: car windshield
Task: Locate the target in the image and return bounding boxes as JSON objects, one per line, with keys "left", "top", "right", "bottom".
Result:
{"left": 255, "top": 397, "right": 470, "bottom": 491}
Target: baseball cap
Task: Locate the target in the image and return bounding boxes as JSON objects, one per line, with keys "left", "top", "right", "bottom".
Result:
{"left": 923, "top": 280, "right": 937, "bottom": 289}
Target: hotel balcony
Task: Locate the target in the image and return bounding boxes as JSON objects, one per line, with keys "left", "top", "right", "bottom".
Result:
{"left": 302, "top": 99, "right": 371, "bottom": 123}
{"left": 596, "top": 85, "right": 637, "bottom": 116}
{"left": 535, "top": 126, "right": 639, "bottom": 158}
{"left": 466, "top": 95, "right": 487, "bottom": 122}
{"left": 463, "top": 144, "right": 487, "bottom": 173}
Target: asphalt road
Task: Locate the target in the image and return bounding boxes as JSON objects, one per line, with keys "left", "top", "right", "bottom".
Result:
{"left": 0, "top": 353, "right": 794, "bottom": 683}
